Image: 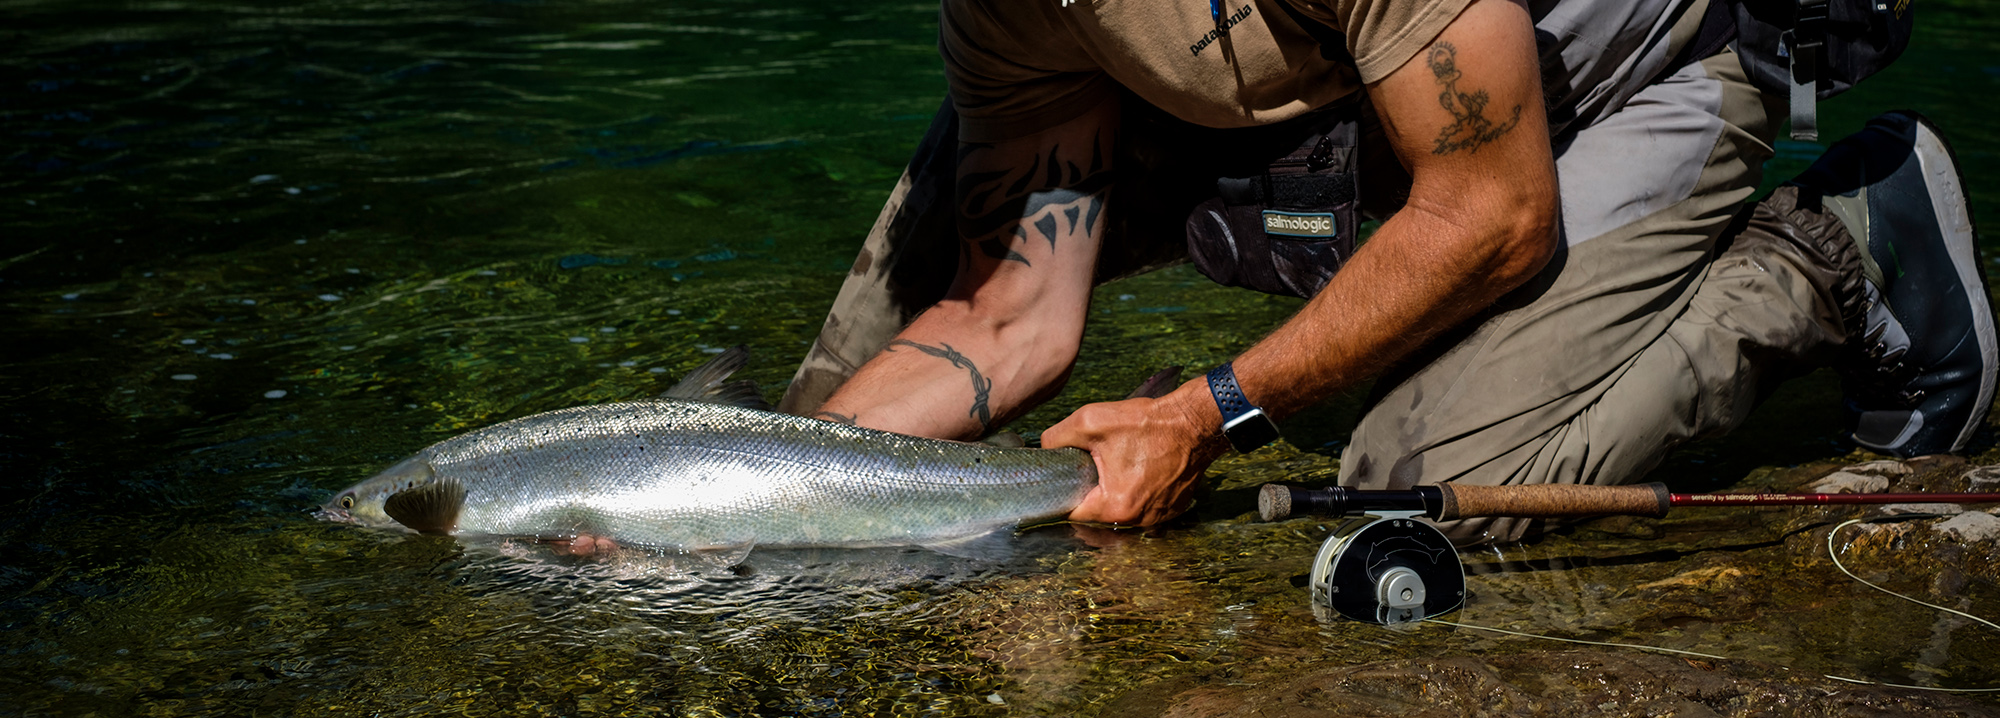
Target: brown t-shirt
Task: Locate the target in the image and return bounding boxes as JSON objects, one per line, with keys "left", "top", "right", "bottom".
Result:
{"left": 940, "top": 0, "right": 1473, "bottom": 142}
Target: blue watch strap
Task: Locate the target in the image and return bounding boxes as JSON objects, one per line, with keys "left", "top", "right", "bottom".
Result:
{"left": 1207, "top": 362, "right": 1281, "bottom": 452}
{"left": 1206, "top": 362, "right": 1257, "bottom": 421}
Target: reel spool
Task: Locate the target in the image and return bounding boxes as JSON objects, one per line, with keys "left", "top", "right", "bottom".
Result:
{"left": 1308, "top": 514, "right": 1465, "bottom": 625}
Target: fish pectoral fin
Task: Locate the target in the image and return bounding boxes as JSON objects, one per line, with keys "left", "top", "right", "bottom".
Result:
{"left": 382, "top": 474, "right": 466, "bottom": 535}
{"left": 920, "top": 530, "right": 1017, "bottom": 562}
{"left": 659, "top": 345, "right": 771, "bottom": 410}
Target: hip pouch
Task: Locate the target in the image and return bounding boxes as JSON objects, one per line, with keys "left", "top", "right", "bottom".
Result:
{"left": 1184, "top": 103, "right": 1360, "bottom": 299}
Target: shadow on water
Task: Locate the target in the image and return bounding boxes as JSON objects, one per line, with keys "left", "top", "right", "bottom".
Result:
{"left": 3, "top": 0, "right": 2000, "bottom": 714}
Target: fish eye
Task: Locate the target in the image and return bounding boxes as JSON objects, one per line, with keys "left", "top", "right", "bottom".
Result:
{"left": 340, "top": 495, "right": 354, "bottom": 509}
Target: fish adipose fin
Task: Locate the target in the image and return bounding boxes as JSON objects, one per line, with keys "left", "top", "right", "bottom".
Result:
{"left": 660, "top": 345, "right": 772, "bottom": 410}
{"left": 383, "top": 473, "right": 466, "bottom": 534}
{"left": 920, "top": 530, "right": 1017, "bottom": 562}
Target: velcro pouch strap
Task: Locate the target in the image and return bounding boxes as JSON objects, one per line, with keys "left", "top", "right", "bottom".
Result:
{"left": 1185, "top": 103, "right": 1361, "bottom": 299}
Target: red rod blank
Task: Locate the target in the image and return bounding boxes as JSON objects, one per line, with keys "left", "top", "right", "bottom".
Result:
{"left": 1670, "top": 493, "right": 2000, "bottom": 507}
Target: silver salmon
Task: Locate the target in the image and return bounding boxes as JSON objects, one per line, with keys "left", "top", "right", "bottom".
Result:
{"left": 317, "top": 348, "right": 1098, "bottom": 558}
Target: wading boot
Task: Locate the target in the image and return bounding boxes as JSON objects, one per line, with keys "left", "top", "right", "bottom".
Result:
{"left": 1792, "top": 111, "right": 1997, "bottom": 457}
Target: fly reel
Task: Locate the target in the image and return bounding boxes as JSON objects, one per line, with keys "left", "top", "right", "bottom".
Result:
{"left": 1307, "top": 513, "right": 1465, "bottom": 625}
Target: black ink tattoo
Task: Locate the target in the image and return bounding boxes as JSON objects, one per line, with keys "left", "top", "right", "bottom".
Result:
{"left": 955, "top": 133, "right": 1113, "bottom": 266}
{"left": 810, "top": 411, "right": 856, "bottom": 425}
{"left": 1426, "top": 42, "right": 1521, "bottom": 156}
{"left": 886, "top": 339, "right": 994, "bottom": 432}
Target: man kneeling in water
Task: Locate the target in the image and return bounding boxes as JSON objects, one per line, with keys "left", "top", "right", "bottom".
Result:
{"left": 782, "top": 0, "right": 1995, "bottom": 544}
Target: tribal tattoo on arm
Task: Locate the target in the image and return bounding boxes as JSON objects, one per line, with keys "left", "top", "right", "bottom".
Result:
{"left": 1426, "top": 42, "right": 1522, "bottom": 156}
{"left": 955, "top": 134, "right": 1115, "bottom": 267}
{"left": 887, "top": 339, "right": 995, "bottom": 433}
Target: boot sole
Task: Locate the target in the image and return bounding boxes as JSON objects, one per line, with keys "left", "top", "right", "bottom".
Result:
{"left": 1906, "top": 112, "right": 1998, "bottom": 452}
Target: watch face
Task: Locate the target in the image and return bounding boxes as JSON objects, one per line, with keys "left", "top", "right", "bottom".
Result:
{"left": 1224, "top": 409, "right": 1281, "bottom": 453}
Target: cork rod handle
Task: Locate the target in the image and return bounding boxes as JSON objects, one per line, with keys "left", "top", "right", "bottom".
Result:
{"left": 1437, "top": 482, "right": 1671, "bottom": 520}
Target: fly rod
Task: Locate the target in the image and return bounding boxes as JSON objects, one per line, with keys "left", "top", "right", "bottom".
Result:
{"left": 1256, "top": 482, "right": 2000, "bottom": 523}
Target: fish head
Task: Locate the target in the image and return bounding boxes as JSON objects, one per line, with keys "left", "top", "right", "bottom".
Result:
{"left": 317, "top": 454, "right": 437, "bottom": 528}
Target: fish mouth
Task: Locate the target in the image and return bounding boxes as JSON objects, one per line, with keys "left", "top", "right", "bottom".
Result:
{"left": 312, "top": 507, "right": 354, "bottom": 523}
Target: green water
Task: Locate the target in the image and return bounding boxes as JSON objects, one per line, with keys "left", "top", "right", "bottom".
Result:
{"left": 3, "top": 0, "right": 1999, "bottom": 715}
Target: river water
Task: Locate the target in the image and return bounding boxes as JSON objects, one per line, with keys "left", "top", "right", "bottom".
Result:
{"left": 3, "top": 1, "right": 1998, "bottom": 715}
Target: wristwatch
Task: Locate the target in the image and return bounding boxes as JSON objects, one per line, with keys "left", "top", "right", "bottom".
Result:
{"left": 1206, "top": 362, "right": 1281, "bottom": 453}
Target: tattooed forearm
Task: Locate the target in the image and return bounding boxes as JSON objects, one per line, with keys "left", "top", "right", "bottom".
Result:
{"left": 886, "top": 339, "right": 995, "bottom": 432}
{"left": 1426, "top": 42, "right": 1521, "bottom": 156}
{"left": 956, "top": 133, "right": 1113, "bottom": 265}
{"left": 810, "top": 411, "right": 856, "bottom": 425}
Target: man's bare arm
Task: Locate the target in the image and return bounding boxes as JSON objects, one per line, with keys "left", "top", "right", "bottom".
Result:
{"left": 1055, "top": 0, "right": 1559, "bottom": 525}
{"left": 814, "top": 101, "right": 1118, "bottom": 439}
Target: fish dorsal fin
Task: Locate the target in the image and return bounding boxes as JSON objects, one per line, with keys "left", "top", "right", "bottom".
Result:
{"left": 1125, "top": 366, "right": 1184, "bottom": 400}
{"left": 980, "top": 431, "right": 1028, "bottom": 448}
{"left": 383, "top": 472, "right": 466, "bottom": 535}
{"left": 660, "top": 345, "right": 772, "bottom": 410}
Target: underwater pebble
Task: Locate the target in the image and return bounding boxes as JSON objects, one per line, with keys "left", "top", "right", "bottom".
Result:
{"left": 703, "top": 347, "right": 725, "bottom": 354}
{"left": 362, "top": 205, "right": 371, "bottom": 210}
{"left": 241, "top": 299, "right": 256, "bottom": 305}
{"left": 181, "top": 339, "right": 196, "bottom": 345}
{"left": 339, "top": 345, "right": 356, "bottom": 351}
{"left": 295, "top": 239, "right": 308, "bottom": 245}
{"left": 1844, "top": 460, "right": 1914, "bottom": 475}
{"left": 264, "top": 390, "right": 287, "bottom": 399}
{"left": 212, "top": 353, "right": 234, "bottom": 360}
{"left": 1964, "top": 466, "right": 2000, "bottom": 490}
{"left": 648, "top": 367, "right": 667, "bottom": 373}
{"left": 619, "top": 361, "right": 637, "bottom": 367}
{"left": 318, "top": 294, "right": 341, "bottom": 301}
{"left": 600, "top": 326, "right": 616, "bottom": 333}
{"left": 1810, "top": 471, "right": 1888, "bottom": 494}
{"left": 569, "top": 336, "right": 589, "bottom": 343}
{"left": 1881, "top": 503, "right": 1966, "bottom": 516}
{"left": 727, "top": 325, "right": 739, "bottom": 330}
{"left": 250, "top": 174, "right": 278, "bottom": 184}
{"left": 61, "top": 293, "right": 79, "bottom": 300}
{"left": 1936, "top": 512, "right": 2000, "bottom": 542}
{"left": 667, "top": 309, "right": 682, "bottom": 316}
{"left": 285, "top": 187, "right": 301, "bottom": 195}
{"left": 478, "top": 270, "right": 498, "bottom": 276}
{"left": 345, "top": 268, "right": 360, "bottom": 274}
{"left": 171, "top": 374, "right": 197, "bottom": 381}
{"left": 1119, "top": 294, "right": 1135, "bottom": 301}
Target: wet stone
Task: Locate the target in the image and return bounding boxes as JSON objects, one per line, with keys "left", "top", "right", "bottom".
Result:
{"left": 1935, "top": 511, "right": 2000, "bottom": 542}
{"left": 1810, "top": 470, "right": 1890, "bottom": 494}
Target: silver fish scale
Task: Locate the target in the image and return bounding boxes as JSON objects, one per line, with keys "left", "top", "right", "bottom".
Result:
{"left": 417, "top": 400, "right": 1097, "bottom": 550}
